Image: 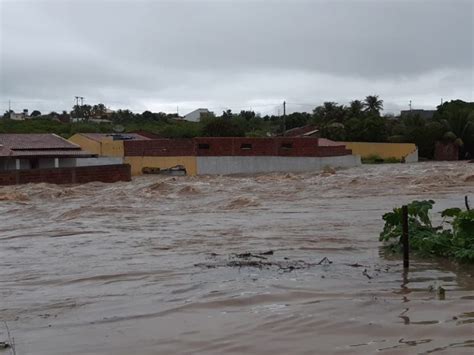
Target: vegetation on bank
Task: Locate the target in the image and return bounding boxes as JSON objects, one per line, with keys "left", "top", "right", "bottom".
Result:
{"left": 380, "top": 200, "right": 474, "bottom": 263}
{"left": 361, "top": 154, "right": 401, "bottom": 164}
{"left": 2, "top": 97, "right": 473, "bottom": 159}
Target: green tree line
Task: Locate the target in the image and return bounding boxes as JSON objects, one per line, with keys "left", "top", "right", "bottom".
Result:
{"left": 2, "top": 96, "right": 473, "bottom": 159}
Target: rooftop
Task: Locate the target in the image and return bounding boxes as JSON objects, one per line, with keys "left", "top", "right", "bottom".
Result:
{"left": 0, "top": 133, "right": 80, "bottom": 150}
{"left": 78, "top": 133, "right": 151, "bottom": 142}
{"left": 0, "top": 134, "right": 96, "bottom": 158}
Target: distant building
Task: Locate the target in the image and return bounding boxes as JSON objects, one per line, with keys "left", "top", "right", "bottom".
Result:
{"left": 400, "top": 109, "right": 436, "bottom": 120}
{"left": 9, "top": 109, "right": 29, "bottom": 120}
{"left": 89, "top": 118, "right": 112, "bottom": 124}
{"left": 183, "top": 108, "right": 212, "bottom": 122}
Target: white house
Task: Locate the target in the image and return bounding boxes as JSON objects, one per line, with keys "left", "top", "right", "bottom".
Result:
{"left": 9, "top": 110, "right": 28, "bottom": 120}
{"left": 183, "top": 108, "right": 212, "bottom": 122}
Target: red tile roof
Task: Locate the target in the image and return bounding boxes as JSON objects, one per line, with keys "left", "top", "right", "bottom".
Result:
{"left": 0, "top": 146, "right": 13, "bottom": 157}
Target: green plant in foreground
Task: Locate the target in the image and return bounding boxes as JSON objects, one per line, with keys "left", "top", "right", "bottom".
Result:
{"left": 380, "top": 200, "right": 474, "bottom": 262}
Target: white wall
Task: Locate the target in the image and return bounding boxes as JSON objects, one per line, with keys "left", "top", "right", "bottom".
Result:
{"left": 405, "top": 149, "right": 419, "bottom": 163}
{"left": 75, "top": 157, "right": 124, "bottom": 166}
{"left": 197, "top": 155, "right": 361, "bottom": 175}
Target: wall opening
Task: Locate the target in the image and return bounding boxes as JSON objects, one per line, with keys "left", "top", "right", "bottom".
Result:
{"left": 240, "top": 143, "right": 252, "bottom": 150}
{"left": 198, "top": 143, "right": 210, "bottom": 149}
{"left": 281, "top": 143, "right": 293, "bottom": 149}
{"left": 30, "top": 159, "right": 39, "bottom": 169}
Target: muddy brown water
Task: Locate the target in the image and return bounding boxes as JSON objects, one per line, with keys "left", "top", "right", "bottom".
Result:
{"left": 0, "top": 162, "right": 473, "bottom": 355}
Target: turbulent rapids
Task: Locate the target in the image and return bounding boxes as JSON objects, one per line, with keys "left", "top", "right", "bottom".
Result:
{"left": 0, "top": 162, "right": 473, "bottom": 354}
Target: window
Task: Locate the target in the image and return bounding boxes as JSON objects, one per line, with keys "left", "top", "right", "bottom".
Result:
{"left": 198, "top": 143, "right": 210, "bottom": 149}
{"left": 240, "top": 143, "right": 252, "bottom": 150}
{"left": 281, "top": 143, "right": 293, "bottom": 149}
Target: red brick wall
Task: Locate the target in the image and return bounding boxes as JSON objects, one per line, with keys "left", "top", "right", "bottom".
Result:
{"left": 124, "top": 137, "right": 352, "bottom": 157}
{"left": 124, "top": 139, "right": 195, "bottom": 156}
{"left": 434, "top": 141, "right": 459, "bottom": 161}
{"left": 0, "top": 164, "right": 131, "bottom": 186}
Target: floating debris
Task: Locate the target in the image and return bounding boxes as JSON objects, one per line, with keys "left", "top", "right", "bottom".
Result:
{"left": 195, "top": 251, "right": 332, "bottom": 272}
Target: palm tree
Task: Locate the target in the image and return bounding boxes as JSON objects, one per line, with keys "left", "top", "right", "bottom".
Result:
{"left": 349, "top": 100, "right": 364, "bottom": 117}
{"left": 363, "top": 95, "right": 383, "bottom": 114}
{"left": 439, "top": 109, "right": 474, "bottom": 148}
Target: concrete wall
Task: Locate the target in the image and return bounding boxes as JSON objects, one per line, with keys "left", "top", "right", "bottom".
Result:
{"left": 196, "top": 155, "right": 361, "bottom": 175}
{"left": 405, "top": 149, "right": 419, "bottom": 163}
{"left": 124, "top": 156, "right": 197, "bottom": 176}
{"left": 38, "top": 158, "right": 56, "bottom": 169}
{"left": 57, "top": 158, "right": 77, "bottom": 168}
{"left": 434, "top": 141, "right": 459, "bottom": 161}
{"left": 76, "top": 157, "right": 124, "bottom": 167}
{"left": 342, "top": 142, "right": 418, "bottom": 161}
{"left": 0, "top": 164, "right": 131, "bottom": 186}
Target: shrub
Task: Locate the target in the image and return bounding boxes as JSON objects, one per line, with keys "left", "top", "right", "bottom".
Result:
{"left": 380, "top": 200, "right": 474, "bottom": 262}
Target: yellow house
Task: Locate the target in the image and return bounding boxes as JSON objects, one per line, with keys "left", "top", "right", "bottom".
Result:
{"left": 342, "top": 142, "right": 418, "bottom": 162}
{"left": 69, "top": 133, "right": 198, "bottom": 176}
{"left": 68, "top": 133, "right": 140, "bottom": 157}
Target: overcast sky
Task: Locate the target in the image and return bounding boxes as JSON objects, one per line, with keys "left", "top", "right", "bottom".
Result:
{"left": 0, "top": 0, "right": 473, "bottom": 116}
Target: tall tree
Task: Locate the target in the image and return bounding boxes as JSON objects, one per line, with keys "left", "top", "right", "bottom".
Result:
{"left": 92, "top": 103, "right": 107, "bottom": 117}
{"left": 348, "top": 100, "right": 364, "bottom": 117}
{"left": 363, "top": 95, "right": 383, "bottom": 114}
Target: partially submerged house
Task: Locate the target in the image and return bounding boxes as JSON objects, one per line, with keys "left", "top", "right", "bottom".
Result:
{"left": 0, "top": 134, "right": 131, "bottom": 185}
{"left": 69, "top": 132, "right": 150, "bottom": 158}
{"left": 0, "top": 134, "right": 96, "bottom": 170}
{"left": 70, "top": 133, "right": 361, "bottom": 176}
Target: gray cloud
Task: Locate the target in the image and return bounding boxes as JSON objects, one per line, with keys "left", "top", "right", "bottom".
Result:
{"left": 1, "top": 0, "right": 473, "bottom": 115}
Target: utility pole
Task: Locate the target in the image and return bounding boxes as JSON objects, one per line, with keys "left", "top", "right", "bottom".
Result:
{"left": 283, "top": 100, "right": 287, "bottom": 134}
{"left": 409, "top": 100, "right": 412, "bottom": 112}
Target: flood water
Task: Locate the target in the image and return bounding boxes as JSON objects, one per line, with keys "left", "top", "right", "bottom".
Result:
{"left": 1, "top": 162, "right": 473, "bottom": 355}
